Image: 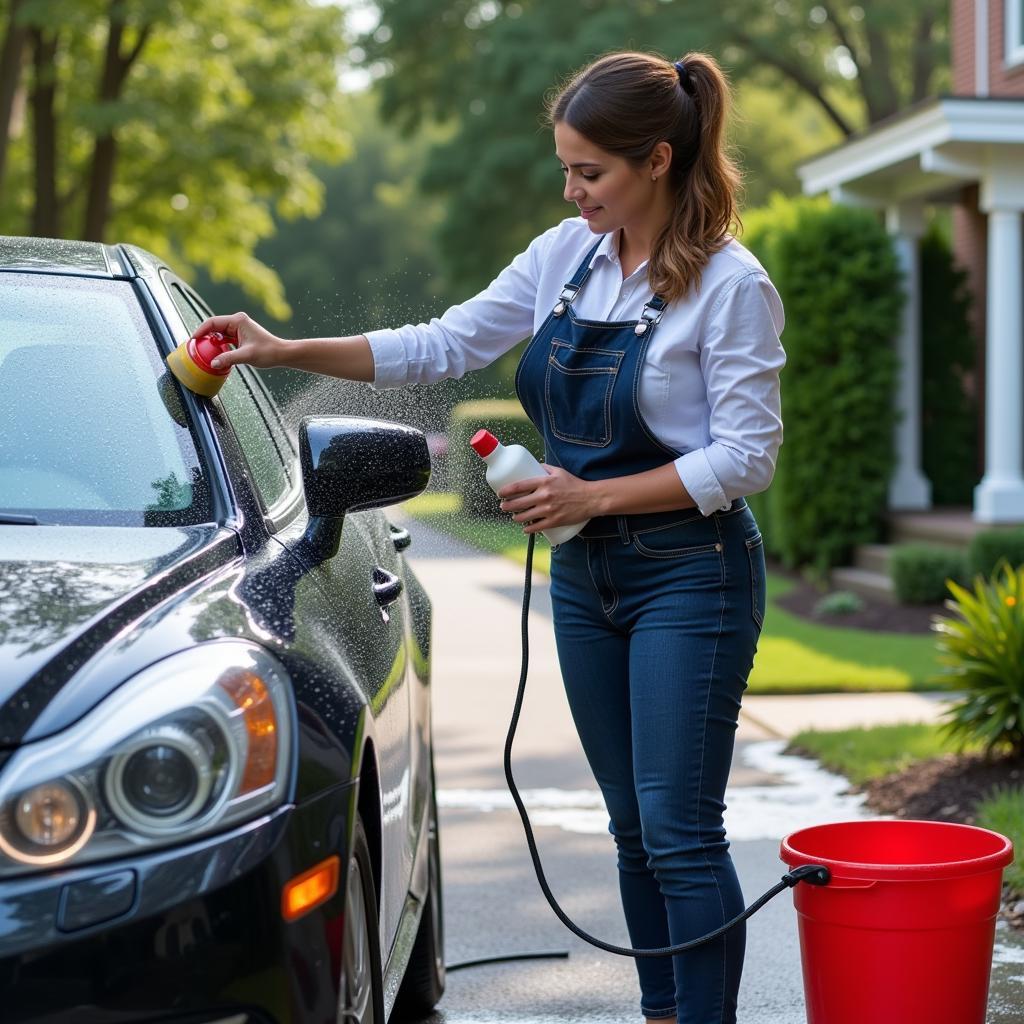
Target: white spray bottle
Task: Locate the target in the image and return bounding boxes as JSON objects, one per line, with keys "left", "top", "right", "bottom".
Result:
{"left": 470, "top": 429, "right": 588, "bottom": 546}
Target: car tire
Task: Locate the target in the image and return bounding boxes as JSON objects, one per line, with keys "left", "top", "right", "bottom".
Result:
{"left": 340, "top": 813, "right": 385, "bottom": 1024}
{"left": 393, "top": 767, "right": 445, "bottom": 1018}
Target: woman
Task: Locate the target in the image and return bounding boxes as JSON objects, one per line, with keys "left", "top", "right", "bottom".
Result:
{"left": 195, "top": 50, "right": 786, "bottom": 1024}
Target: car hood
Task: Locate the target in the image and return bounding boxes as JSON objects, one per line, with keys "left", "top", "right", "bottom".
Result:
{"left": 0, "top": 524, "right": 239, "bottom": 745}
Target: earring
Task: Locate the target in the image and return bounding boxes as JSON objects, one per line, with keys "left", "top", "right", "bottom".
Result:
{"left": 652, "top": 175, "right": 657, "bottom": 182}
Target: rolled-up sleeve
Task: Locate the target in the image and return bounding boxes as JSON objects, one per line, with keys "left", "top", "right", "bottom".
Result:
{"left": 674, "top": 272, "right": 786, "bottom": 516}
{"left": 364, "top": 226, "right": 558, "bottom": 389}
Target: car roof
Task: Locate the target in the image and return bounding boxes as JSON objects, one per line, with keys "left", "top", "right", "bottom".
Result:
{"left": 0, "top": 235, "right": 163, "bottom": 280}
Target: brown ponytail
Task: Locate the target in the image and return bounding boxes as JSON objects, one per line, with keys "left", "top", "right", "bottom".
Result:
{"left": 546, "top": 51, "right": 743, "bottom": 304}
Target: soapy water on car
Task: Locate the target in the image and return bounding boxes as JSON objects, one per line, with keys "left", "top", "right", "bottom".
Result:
{"left": 164, "top": 338, "right": 831, "bottom": 973}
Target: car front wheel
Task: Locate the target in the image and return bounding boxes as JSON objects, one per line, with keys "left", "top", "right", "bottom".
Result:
{"left": 339, "top": 814, "right": 384, "bottom": 1024}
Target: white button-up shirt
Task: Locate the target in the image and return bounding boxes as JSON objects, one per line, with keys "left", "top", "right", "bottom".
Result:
{"left": 366, "top": 216, "right": 786, "bottom": 517}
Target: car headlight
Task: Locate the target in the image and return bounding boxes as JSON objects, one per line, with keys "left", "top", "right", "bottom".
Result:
{"left": 0, "top": 642, "right": 294, "bottom": 877}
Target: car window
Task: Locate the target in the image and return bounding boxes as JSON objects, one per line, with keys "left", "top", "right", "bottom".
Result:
{"left": 164, "top": 278, "right": 292, "bottom": 510}
{"left": 0, "top": 272, "right": 211, "bottom": 526}
{"left": 216, "top": 371, "right": 290, "bottom": 509}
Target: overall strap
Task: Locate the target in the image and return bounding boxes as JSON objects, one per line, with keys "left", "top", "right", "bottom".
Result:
{"left": 553, "top": 239, "right": 604, "bottom": 314}
{"left": 634, "top": 292, "right": 668, "bottom": 335}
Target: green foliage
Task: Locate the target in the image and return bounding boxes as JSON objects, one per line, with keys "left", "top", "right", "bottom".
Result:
{"left": 750, "top": 199, "right": 903, "bottom": 578}
{"left": 920, "top": 220, "right": 979, "bottom": 505}
{"left": 192, "top": 89, "right": 458, "bottom": 338}
{"left": 890, "top": 543, "right": 970, "bottom": 604}
{"left": 967, "top": 528, "right": 1024, "bottom": 581}
{"left": 1, "top": 0, "right": 351, "bottom": 316}
{"left": 361, "top": 0, "right": 948, "bottom": 295}
{"left": 447, "top": 399, "right": 543, "bottom": 517}
{"left": 975, "top": 785, "right": 1024, "bottom": 894}
{"left": 931, "top": 560, "right": 1024, "bottom": 757}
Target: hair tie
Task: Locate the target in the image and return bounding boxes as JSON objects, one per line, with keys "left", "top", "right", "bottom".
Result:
{"left": 674, "top": 59, "right": 693, "bottom": 95}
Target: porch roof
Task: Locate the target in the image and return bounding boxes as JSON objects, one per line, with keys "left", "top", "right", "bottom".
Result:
{"left": 797, "top": 95, "right": 1024, "bottom": 204}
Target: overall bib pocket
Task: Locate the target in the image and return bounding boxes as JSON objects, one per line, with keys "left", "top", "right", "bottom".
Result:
{"left": 545, "top": 338, "right": 624, "bottom": 447}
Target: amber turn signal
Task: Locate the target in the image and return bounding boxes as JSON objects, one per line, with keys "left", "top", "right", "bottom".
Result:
{"left": 282, "top": 855, "right": 341, "bottom": 922}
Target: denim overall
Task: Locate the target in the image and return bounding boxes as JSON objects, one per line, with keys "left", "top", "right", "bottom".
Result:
{"left": 515, "top": 240, "right": 766, "bottom": 1024}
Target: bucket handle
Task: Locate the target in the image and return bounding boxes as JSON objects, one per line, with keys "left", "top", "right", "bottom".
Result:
{"left": 820, "top": 876, "right": 877, "bottom": 890}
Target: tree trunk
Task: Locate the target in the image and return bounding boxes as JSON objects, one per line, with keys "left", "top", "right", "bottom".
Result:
{"left": 82, "top": 3, "right": 152, "bottom": 241}
{"left": 911, "top": 8, "right": 938, "bottom": 104}
{"left": 0, "top": 0, "right": 29, "bottom": 197}
{"left": 862, "top": 23, "right": 902, "bottom": 123}
{"left": 30, "top": 27, "right": 58, "bottom": 237}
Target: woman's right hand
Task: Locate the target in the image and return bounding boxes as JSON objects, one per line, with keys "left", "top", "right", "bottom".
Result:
{"left": 190, "top": 312, "right": 285, "bottom": 370}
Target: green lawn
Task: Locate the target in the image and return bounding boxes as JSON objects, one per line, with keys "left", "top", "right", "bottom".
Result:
{"left": 787, "top": 722, "right": 985, "bottom": 786}
{"left": 402, "top": 493, "right": 948, "bottom": 695}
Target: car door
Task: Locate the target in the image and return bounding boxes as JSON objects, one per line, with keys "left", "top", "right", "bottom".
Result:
{"left": 161, "top": 280, "right": 416, "bottom": 960}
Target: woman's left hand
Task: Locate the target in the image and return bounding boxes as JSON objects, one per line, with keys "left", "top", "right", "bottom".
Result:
{"left": 497, "top": 465, "right": 597, "bottom": 534}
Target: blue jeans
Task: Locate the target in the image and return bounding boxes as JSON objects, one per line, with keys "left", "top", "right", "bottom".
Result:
{"left": 548, "top": 499, "right": 766, "bottom": 1024}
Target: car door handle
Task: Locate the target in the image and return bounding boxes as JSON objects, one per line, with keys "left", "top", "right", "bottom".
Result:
{"left": 372, "top": 567, "right": 403, "bottom": 608}
{"left": 389, "top": 524, "right": 412, "bottom": 552}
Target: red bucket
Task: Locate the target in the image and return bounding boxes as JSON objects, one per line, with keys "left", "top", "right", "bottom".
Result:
{"left": 781, "top": 819, "right": 1014, "bottom": 1024}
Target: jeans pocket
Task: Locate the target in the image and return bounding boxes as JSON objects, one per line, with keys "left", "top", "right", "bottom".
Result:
{"left": 745, "top": 533, "right": 766, "bottom": 630}
{"left": 631, "top": 519, "right": 722, "bottom": 560}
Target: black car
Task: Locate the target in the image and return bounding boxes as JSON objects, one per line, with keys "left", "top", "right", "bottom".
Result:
{"left": 0, "top": 236, "right": 445, "bottom": 1024}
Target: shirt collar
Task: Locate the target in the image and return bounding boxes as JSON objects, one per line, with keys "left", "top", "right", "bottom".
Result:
{"left": 591, "top": 229, "right": 649, "bottom": 277}
{"left": 591, "top": 230, "right": 620, "bottom": 267}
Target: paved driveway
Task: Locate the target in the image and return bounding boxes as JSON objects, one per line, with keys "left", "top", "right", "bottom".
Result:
{"left": 395, "top": 512, "right": 1024, "bottom": 1023}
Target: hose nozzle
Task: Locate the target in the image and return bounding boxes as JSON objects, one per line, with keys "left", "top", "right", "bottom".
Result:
{"left": 783, "top": 864, "right": 831, "bottom": 887}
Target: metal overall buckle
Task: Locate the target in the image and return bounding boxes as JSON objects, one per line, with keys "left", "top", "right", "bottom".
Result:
{"left": 634, "top": 302, "right": 664, "bottom": 335}
{"left": 553, "top": 284, "right": 578, "bottom": 317}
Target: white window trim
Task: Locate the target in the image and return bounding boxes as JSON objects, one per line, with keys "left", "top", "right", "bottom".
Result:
{"left": 1007, "top": 0, "right": 1024, "bottom": 67}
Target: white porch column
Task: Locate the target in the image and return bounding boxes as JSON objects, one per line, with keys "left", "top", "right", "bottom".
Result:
{"left": 976, "top": 152, "right": 1024, "bottom": 523}
{"left": 886, "top": 203, "right": 932, "bottom": 510}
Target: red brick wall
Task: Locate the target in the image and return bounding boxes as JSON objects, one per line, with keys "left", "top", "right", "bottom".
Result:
{"left": 951, "top": 0, "right": 1024, "bottom": 95}
{"left": 952, "top": 0, "right": 976, "bottom": 92}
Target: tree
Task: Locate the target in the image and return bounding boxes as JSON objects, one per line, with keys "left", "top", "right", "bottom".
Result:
{"left": 357, "top": 0, "right": 947, "bottom": 291}
{"left": 0, "top": 0, "right": 353, "bottom": 317}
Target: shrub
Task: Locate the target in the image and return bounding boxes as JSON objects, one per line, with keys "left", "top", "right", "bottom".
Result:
{"left": 919, "top": 221, "right": 979, "bottom": 506}
{"left": 890, "top": 543, "right": 970, "bottom": 604}
{"left": 967, "top": 527, "right": 1024, "bottom": 581}
{"left": 813, "top": 590, "right": 864, "bottom": 616}
{"left": 448, "top": 399, "right": 543, "bottom": 517}
{"left": 742, "top": 195, "right": 902, "bottom": 578}
{"left": 931, "top": 559, "right": 1024, "bottom": 756}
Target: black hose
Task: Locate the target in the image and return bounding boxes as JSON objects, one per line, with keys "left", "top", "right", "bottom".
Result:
{"left": 446, "top": 950, "right": 570, "bottom": 973}
{"left": 497, "top": 531, "right": 831, "bottom": 959}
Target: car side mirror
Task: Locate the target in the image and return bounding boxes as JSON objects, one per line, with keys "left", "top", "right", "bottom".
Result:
{"left": 297, "top": 417, "right": 431, "bottom": 564}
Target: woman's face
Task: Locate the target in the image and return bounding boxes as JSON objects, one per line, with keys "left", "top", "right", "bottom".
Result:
{"left": 554, "top": 121, "right": 663, "bottom": 236}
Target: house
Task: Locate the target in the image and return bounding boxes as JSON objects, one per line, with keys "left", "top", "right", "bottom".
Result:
{"left": 796, "top": 0, "right": 1024, "bottom": 566}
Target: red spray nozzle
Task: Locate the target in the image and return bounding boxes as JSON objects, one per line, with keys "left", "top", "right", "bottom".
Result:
{"left": 470, "top": 429, "right": 499, "bottom": 457}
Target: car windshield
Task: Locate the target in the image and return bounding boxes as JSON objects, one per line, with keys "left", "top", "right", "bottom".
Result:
{"left": 0, "top": 272, "right": 212, "bottom": 526}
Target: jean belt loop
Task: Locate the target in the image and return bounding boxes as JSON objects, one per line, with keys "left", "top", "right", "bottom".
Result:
{"left": 617, "top": 515, "right": 631, "bottom": 545}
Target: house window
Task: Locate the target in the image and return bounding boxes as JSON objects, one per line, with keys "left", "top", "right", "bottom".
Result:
{"left": 1008, "top": 0, "right": 1024, "bottom": 66}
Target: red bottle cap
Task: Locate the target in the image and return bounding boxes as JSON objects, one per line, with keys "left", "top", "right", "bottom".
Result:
{"left": 470, "top": 429, "right": 499, "bottom": 457}
{"left": 188, "top": 332, "right": 235, "bottom": 376}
